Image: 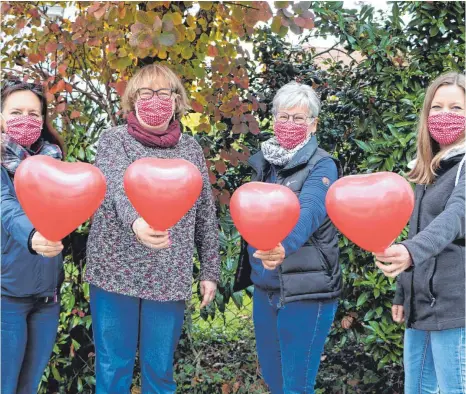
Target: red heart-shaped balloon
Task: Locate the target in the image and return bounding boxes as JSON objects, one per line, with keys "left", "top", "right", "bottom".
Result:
{"left": 14, "top": 156, "right": 107, "bottom": 242}
{"left": 124, "top": 158, "right": 203, "bottom": 230}
{"left": 230, "top": 182, "right": 301, "bottom": 251}
{"left": 325, "top": 172, "right": 414, "bottom": 253}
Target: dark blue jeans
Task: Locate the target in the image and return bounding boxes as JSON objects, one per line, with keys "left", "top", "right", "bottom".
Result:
{"left": 1, "top": 295, "right": 60, "bottom": 394}
{"left": 90, "top": 285, "right": 185, "bottom": 394}
{"left": 253, "top": 288, "right": 337, "bottom": 394}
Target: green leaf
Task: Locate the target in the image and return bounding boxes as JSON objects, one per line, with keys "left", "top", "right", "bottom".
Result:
{"left": 357, "top": 292, "right": 369, "bottom": 307}
{"left": 136, "top": 10, "right": 152, "bottom": 25}
{"left": 392, "top": 2, "right": 400, "bottom": 28}
{"left": 115, "top": 57, "right": 133, "bottom": 70}
{"left": 72, "top": 338, "right": 81, "bottom": 350}
{"left": 271, "top": 16, "right": 282, "bottom": 34}
{"left": 78, "top": 147, "right": 85, "bottom": 161}
{"left": 232, "top": 291, "right": 243, "bottom": 309}
{"left": 52, "top": 365, "right": 61, "bottom": 381}
{"left": 275, "top": 1, "right": 290, "bottom": 9}
{"left": 355, "top": 139, "right": 372, "bottom": 152}
{"left": 429, "top": 26, "right": 439, "bottom": 37}
{"left": 158, "top": 32, "right": 176, "bottom": 47}
{"left": 181, "top": 46, "right": 193, "bottom": 60}
{"left": 278, "top": 25, "right": 288, "bottom": 37}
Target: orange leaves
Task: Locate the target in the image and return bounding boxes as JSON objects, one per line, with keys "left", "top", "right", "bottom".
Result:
{"left": 58, "top": 64, "right": 67, "bottom": 77}
{"left": 27, "top": 53, "right": 44, "bottom": 64}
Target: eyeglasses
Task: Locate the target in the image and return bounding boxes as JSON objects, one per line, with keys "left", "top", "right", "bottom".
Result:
{"left": 274, "top": 112, "right": 314, "bottom": 125}
{"left": 136, "top": 87, "right": 174, "bottom": 101}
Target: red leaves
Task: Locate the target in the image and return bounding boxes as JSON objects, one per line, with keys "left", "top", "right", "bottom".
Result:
{"left": 1, "top": 2, "right": 11, "bottom": 14}
{"left": 294, "top": 16, "right": 315, "bottom": 29}
{"left": 87, "top": 2, "right": 108, "bottom": 20}
{"left": 27, "top": 53, "right": 43, "bottom": 64}
{"left": 70, "top": 110, "right": 80, "bottom": 119}
{"left": 45, "top": 92, "right": 55, "bottom": 103}
{"left": 218, "top": 189, "right": 231, "bottom": 206}
{"left": 191, "top": 100, "right": 204, "bottom": 113}
{"left": 207, "top": 45, "right": 219, "bottom": 57}
{"left": 215, "top": 160, "right": 227, "bottom": 175}
{"left": 56, "top": 102, "right": 66, "bottom": 113}
{"left": 113, "top": 80, "right": 127, "bottom": 96}
{"left": 58, "top": 64, "right": 67, "bottom": 77}
{"left": 49, "top": 80, "right": 65, "bottom": 95}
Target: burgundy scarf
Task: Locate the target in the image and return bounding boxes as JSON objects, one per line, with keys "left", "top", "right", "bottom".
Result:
{"left": 127, "top": 112, "right": 181, "bottom": 148}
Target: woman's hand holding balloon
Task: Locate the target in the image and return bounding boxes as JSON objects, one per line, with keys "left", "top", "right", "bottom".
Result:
{"left": 133, "top": 218, "right": 170, "bottom": 249}
{"left": 374, "top": 244, "right": 412, "bottom": 278}
{"left": 31, "top": 232, "right": 63, "bottom": 258}
{"left": 254, "top": 243, "right": 286, "bottom": 270}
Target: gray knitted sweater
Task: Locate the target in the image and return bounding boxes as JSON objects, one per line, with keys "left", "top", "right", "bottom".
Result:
{"left": 85, "top": 125, "right": 220, "bottom": 301}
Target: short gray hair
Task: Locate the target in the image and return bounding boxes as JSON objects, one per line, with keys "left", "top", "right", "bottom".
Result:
{"left": 272, "top": 81, "right": 321, "bottom": 118}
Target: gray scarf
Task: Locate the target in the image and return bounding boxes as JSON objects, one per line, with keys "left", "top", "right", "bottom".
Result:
{"left": 261, "top": 134, "right": 313, "bottom": 166}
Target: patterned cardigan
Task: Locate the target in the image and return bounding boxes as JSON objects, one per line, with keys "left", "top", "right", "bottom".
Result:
{"left": 85, "top": 125, "right": 220, "bottom": 301}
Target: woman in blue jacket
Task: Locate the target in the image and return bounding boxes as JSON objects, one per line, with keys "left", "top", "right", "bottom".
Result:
{"left": 1, "top": 81, "right": 65, "bottom": 394}
{"left": 234, "top": 82, "right": 342, "bottom": 394}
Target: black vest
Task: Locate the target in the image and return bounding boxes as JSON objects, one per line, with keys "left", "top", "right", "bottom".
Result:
{"left": 234, "top": 138, "right": 343, "bottom": 303}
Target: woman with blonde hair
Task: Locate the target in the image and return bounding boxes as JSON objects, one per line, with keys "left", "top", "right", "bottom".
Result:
{"left": 85, "top": 64, "right": 220, "bottom": 393}
{"left": 375, "top": 72, "right": 465, "bottom": 393}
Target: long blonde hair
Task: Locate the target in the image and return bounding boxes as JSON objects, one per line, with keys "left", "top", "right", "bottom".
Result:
{"left": 409, "top": 72, "right": 465, "bottom": 185}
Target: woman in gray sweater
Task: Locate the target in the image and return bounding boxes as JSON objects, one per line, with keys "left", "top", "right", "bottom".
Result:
{"left": 375, "top": 72, "right": 465, "bottom": 393}
{"left": 85, "top": 64, "right": 220, "bottom": 394}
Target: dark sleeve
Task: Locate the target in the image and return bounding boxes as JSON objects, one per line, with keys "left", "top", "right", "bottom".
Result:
{"left": 401, "top": 165, "right": 465, "bottom": 265}
{"left": 281, "top": 158, "right": 339, "bottom": 257}
{"left": 393, "top": 276, "right": 404, "bottom": 305}
{"left": 1, "top": 168, "right": 36, "bottom": 252}
{"left": 94, "top": 129, "right": 139, "bottom": 230}
{"left": 193, "top": 143, "right": 221, "bottom": 282}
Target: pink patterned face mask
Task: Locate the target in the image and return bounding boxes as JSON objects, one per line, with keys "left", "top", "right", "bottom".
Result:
{"left": 5, "top": 115, "right": 42, "bottom": 146}
{"left": 135, "top": 96, "right": 174, "bottom": 127}
{"left": 428, "top": 112, "right": 466, "bottom": 145}
{"left": 274, "top": 121, "right": 310, "bottom": 149}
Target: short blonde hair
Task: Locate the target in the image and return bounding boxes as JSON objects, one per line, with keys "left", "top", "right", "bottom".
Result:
{"left": 409, "top": 72, "right": 465, "bottom": 185}
{"left": 121, "top": 63, "right": 189, "bottom": 120}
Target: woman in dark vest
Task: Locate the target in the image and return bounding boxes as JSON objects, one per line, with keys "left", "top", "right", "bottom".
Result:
{"left": 376, "top": 72, "right": 465, "bottom": 393}
{"left": 234, "top": 81, "right": 342, "bottom": 394}
{"left": 1, "top": 80, "right": 65, "bottom": 394}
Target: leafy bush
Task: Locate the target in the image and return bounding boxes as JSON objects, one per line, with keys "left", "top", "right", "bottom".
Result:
{"left": 1, "top": 1, "right": 464, "bottom": 393}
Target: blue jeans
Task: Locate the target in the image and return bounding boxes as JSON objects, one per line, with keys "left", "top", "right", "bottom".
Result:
{"left": 1, "top": 295, "right": 60, "bottom": 394}
{"left": 404, "top": 327, "right": 466, "bottom": 394}
{"left": 253, "top": 288, "right": 337, "bottom": 394}
{"left": 90, "top": 285, "right": 185, "bottom": 394}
